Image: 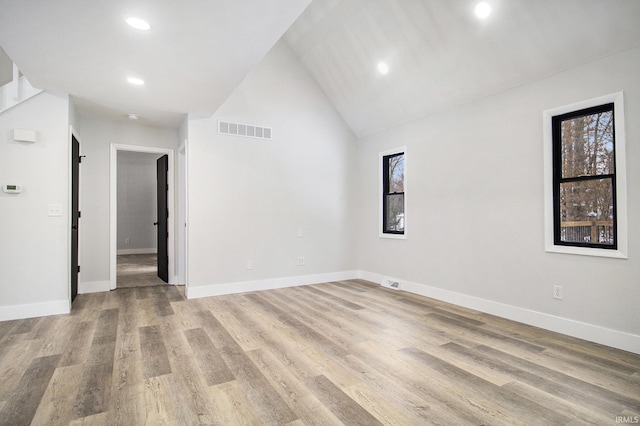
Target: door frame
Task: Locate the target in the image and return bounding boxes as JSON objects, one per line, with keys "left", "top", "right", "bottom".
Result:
{"left": 177, "top": 140, "right": 188, "bottom": 290}
{"left": 109, "top": 144, "right": 176, "bottom": 290}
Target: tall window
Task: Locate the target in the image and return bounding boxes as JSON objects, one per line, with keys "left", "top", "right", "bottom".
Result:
{"left": 382, "top": 151, "right": 405, "bottom": 236}
{"left": 544, "top": 92, "right": 627, "bottom": 258}
{"left": 552, "top": 103, "right": 616, "bottom": 249}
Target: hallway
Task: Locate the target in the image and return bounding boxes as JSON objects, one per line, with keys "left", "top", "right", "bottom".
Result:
{"left": 117, "top": 254, "right": 166, "bottom": 288}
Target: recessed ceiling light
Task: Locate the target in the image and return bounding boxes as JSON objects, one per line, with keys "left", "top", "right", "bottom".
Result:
{"left": 127, "top": 114, "right": 139, "bottom": 120}
{"left": 377, "top": 62, "right": 389, "bottom": 75}
{"left": 475, "top": 2, "right": 491, "bottom": 19}
{"left": 127, "top": 77, "right": 145, "bottom": 86}
{"left": 126, "top": 17, "right": 150, "bottom": 31}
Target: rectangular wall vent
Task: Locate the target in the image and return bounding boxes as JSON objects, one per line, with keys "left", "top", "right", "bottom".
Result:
{"left": 382, "top": 278, "right": 402, "bottom": 290}
{"left": 218, "top": 120, "right": 272, "bottom": 140}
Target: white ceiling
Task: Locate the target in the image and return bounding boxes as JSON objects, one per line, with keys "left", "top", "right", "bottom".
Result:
{"left": 1, "top": 1, "right": 639, "bottom": 135}
{"left": 0, "top": 0, "right": 311, "bottom": 127}
{"left": 284, "top": 0, "right": 640, "bottom": 137}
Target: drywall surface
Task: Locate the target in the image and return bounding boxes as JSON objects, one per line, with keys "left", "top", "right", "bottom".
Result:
{"left": 356, "top": 47, "right": 640, "bottom": 337}
{"left": 117, "top": 151, "right": 161, "bottom": 252}
{"left": 0, "top": 92, "right": 70, "bottom": 315}
{"left": 76, "top": 115, "right": 178, "bottom": 284}
{"left": 187, "top": 40, "right": 357, "bottom": 290}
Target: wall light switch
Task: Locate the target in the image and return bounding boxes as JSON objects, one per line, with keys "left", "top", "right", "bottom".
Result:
{"left": 297, "top": 228, "right": 303, "bottom": 238}
{"left": 48, "top": 204, "right": 62, "bottom": 217}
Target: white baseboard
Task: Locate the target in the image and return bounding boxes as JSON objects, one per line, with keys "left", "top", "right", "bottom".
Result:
{"left": 0, "top": 299, "right": 69, "bottom": 321}
{"left": 116, "top": 248, "right": 157, "bottom": 255}
{"left": 359, "top": 271, "right": 640, "bottom": 355}
{"left": 187, "top": 270, "right": 359, "bottom": 299}
{"left": 79, "top": 280, "right": 110, "bottom": 294}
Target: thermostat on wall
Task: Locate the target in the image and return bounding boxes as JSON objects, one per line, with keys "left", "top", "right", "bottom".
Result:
{"left": 2, "top": 185, "right": 22, "bottom": 194}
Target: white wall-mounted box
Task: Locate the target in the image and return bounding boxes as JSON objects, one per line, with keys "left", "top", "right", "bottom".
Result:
{"left": 13, "top": 128, "right": 37, "bottom": 143}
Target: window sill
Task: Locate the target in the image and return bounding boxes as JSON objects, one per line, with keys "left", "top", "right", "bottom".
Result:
{"left": 379, "top": 233, "right": 407, "bottom": 240}
{"left": 545, "top": 244, "right": 627, "bottom": 259}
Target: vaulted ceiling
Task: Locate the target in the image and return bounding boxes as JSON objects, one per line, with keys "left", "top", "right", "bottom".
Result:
{"left": 286, "top": 0, "right": 640, "bottom": 136}
{"left": 0, "top": 0, "right": 312, "bottom": 126}
{"left": 1, "top": 0, "right": 640, "bottom": 136}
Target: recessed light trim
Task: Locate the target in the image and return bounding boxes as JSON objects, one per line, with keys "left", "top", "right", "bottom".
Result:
{"left": 377, "top": 62, "right": 389, "bottom": 75}
{"left": 127, "top": 77, "right": 145, "bottom": 86}
{"left": 475, "top": 2, "right": 491, "bottom": 19}
{"left": 126, "top": 17, "right": 150, "bottom": 31}
{"left": 127, "top": 114, "right": 139, "bottom": 120}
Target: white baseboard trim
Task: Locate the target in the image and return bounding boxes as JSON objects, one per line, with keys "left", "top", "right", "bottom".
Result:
{"left": 116, "top": 248, "right": 157, "bottom": 255}
{"left": 79, "top": 280, "right": 111, "bottom": 294}
{"left": 0, "top": 299, "right": 69, "bottom": 321}
{"left": 187, "top": 270, "right": 359, "bottom": 299}
{"left": 359, "top": 271, "right": 640, "bottom": 355}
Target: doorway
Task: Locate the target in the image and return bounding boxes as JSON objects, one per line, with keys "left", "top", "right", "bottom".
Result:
{"left": 109, "top": 144, "right": 175, "bottom": 290}
{"left": 115, "top": 151, "right": 168, "bottom": 288}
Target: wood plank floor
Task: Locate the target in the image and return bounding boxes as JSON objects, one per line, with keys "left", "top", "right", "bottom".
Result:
{"left": 0, "top": 280, "right": 639, "bottom": 425}
{"left": 117, "top": 254, "right": 166, "bottom": 288}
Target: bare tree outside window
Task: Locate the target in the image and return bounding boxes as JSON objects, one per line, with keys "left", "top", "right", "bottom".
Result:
{"left": 553, "top": 104, "right": 616, "bottom": 247}
{"left": 383, "top": 152, "right": 405, "bottom": 234}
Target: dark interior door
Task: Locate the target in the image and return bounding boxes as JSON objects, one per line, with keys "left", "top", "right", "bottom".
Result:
{"left": 156, "top": 155, "right": 169, "bottom": 282}
{"left": 71, "top": 135, "right": 80, "bottom": 301}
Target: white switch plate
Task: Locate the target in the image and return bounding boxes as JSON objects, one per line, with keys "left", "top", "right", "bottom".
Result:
{"left": 297, "top": 228, "right": 303, "bottom": 238}
{"left": 48, "top": 204, "right": 62, "bottom": 217}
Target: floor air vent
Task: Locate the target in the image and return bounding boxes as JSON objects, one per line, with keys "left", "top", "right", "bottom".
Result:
{"left": 218, "top": 120, "right": 272, "bottom": 140}
{"left": 382, "top": 278, "right": 402, "bottom": 290}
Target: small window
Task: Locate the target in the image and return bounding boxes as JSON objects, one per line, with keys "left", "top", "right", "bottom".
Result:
{"left": 380, "top": 149, "right": 406, "bottom": 237}
{"left": 543, "top": 92, "right": 627, "bottom": 258}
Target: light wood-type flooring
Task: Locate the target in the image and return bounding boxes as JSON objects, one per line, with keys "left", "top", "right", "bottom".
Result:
{"left": 0, "top": 280, "right": 639, "bottom": 425}
{"left": 117, "top": 254, "right": 166, "bottom": 288}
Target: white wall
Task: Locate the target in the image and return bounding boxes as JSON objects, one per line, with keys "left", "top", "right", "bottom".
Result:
{"left": 356, "top": 47, "right": 640, "bottom": 352}
{"left": 117, "top": 151, "right": 161, "bottom": 252}
{"left": 0, "top": 92, "right": 70, "bottom": 319}
{"left": 77, "top": 115, "right": 179, "bottom": 290}
{"left": 177, "top": 117, "right": 189, "bottom": 284}
{"left": 187, "top": 40, "right": 358, "bottom": 296}
{"left": 69, "top": 97, "right": 80, "bottom": 138}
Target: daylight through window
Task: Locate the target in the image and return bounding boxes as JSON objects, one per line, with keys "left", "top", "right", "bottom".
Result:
{"left": 382, "top": 152, "right": 405, "bottom": 235}
{"left": 552, "top": 103, "right": 616, "bottom": 249}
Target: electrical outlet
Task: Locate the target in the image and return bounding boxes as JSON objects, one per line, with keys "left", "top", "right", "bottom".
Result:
{"left": 246, "top": 259, "right": 253, "bottom": 270}
{"left": 125, "top": 238, "right": 130, "bottom": 244}
{"left": 297, "top": 256, "right": 305, "bottom": 266}
{"left": 553, "top": 285, "right": 563, "bottom": 300}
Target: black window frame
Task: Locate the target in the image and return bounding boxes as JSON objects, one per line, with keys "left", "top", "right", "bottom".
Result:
{"left": 382, "top": 152, "right": 405, "bottom": 235}
{"left": 551, "top": 102, "right": 617, "bottom": 250}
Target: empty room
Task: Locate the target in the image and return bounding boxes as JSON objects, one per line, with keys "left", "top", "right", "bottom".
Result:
{"left": 0, "top": 0, "right": 639, "bottom": 424}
